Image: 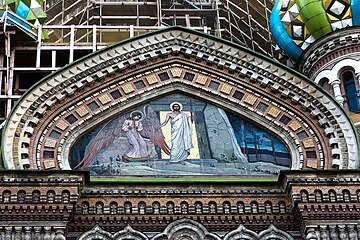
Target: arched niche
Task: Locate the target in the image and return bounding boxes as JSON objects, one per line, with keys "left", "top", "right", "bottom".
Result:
{"left": 65, "top": 90, "right": 295, "bottom": 176}
{"left": 339, "top": 68, "right": 360, "bottom": 113}
{"left": 152, "top": 218, "right": 220, "bottom": 240}
{"left": 2, "top": 27, "right": 357, "bottom": 172}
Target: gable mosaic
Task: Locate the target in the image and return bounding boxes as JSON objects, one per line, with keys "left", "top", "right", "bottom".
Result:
{"left": 70, "top": 94, "right": 291, "bottom": 176}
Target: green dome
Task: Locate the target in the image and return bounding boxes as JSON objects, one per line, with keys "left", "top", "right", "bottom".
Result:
{"left": 270, "top": 0, "right": 360, "bottom": 61}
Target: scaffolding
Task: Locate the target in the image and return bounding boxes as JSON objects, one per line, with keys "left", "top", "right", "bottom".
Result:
{"left": 0, "top": 0, "right": 276, "bottom": 124}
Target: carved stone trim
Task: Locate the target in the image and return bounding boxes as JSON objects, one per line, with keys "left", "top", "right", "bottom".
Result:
{"left": 298, "top": 27, "right": 360, "bottom": 78}
{"left": 77, "top": 225, "right": 114, "bottom": 240}
{"left": 114, "top": 225, "right": 149, "bottom": 240}
{"left": 152, "top": 218, "right": 221, "bottom": 240}
{"left": 77, "top": 225, "right": 148, "bottom": 240}
{"left": 224, "top": 224, "right": 294, "bottom": 240}
{"left": 223, "top": 225, "right": 258, "bottom": 240}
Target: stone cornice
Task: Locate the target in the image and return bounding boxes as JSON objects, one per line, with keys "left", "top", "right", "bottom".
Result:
{"left": 0, "top": 170, "right": 359, "bottom": 236}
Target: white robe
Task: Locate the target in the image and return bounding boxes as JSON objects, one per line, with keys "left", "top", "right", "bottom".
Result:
{"left": 121, "top": 120, "right": 149, "bottom": 161}
{"left": 169, "top": 112, "right": 193, "bottom": 162}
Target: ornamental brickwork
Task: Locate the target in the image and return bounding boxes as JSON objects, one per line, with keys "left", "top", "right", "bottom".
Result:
{"left": 0, "top": 170, "right": 360, "bottom": 239}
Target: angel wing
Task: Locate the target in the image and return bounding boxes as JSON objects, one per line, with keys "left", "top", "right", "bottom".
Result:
{"left": 141, "top": 105, "right": 171, "bottom": 155}
{"left": 74, "top": 116, "right": 125, "bottom": 169}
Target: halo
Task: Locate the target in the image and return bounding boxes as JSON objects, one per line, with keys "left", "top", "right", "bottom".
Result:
{"left": 170, "top": 102, "right": 183, "bottom": 111}
{"left": 129, "top": 110, "right": 144, "bottom": 121}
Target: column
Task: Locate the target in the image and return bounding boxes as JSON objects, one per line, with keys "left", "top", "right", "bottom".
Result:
{"left": 13, "top": 227, "right": 22, "bottom": 240}
{"left": 24, "top": 227, "right": 32, "bottom": 240}
{"left": 348, "top": 225, "right": 358, "bottom": 240}
{"left": 54, "top": 227, "right": 66, "bottom": 240}
{"left": 329, "top": 226, "right": 339, "bottom": 240}
{"left": 319, "top": 225, "right": 330, "bottom": 240}
{"left": 338, "top": 225, "right": 348, "bottom": 240}
{"left": 43, "top": 226, "right": 51, "bottom": 240}
{"left": 4, "top": 227, "right": 12, "bottom": 240}
{"left": 34, "top": 227, "right": 42, "bottom": 240}
{"left": 330, "top": 79, "right": 344, "bottom": 105}
{"left": 305, "top": 227, "right": 318, "bottom": 240}
{"left": 356, "top": 72, "right": 360, "bottom": 86}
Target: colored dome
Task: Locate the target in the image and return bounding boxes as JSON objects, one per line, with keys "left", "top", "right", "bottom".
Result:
{"left": 270, "top": 0, "right": 360, "bottom": 61}
{"left": 1, "top": 0, "right": 48, "bottom": 40}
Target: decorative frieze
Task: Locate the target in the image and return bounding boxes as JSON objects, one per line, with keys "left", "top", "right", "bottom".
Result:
{"left": 77, "top": 219, "right": 294, "bottom": 240}
{"left": 0, "top": 226, "right": 66, "bottom": 240}
{"left": 0, "top": 171, "right": 359, "bottom": 239}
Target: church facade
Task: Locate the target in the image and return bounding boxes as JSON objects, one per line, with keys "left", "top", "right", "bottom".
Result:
{"left": 0, "top": 0, "right": 360, "bottom": 239}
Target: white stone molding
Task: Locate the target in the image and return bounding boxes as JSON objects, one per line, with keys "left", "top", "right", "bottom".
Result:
{"left": 314, "top": 59, "right": 359, "bottom": 85}
{"left": 330, "top": 79, "right": 344, "bottom": 106}
{"left": 114, "top": 225, "right": 149, "bottom": 240}
{"left": 151, "top": 218, "right": 221, "bottom": 240}
{"left": 76, "top": 221, "right": 295, "bottom": 240}
{"left": 224, "top": 224, "right": 294, "bottom": 240}
{"left": 77, "top": 225, "right": 148, "bottom": 240}
{"left": 223, "top": 225, "right": 258, "bottom": 240}
{"left": 302, "top": 222, "right": 360, "bottom": 240}
{"left": 77, "top": 225, "right": 114, "bottom": 240}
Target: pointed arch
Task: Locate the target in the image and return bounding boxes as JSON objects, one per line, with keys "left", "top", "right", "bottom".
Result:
{"left": 114, "top": 225, "right": 148, "bottom": 240}
{"left": 258, "top": 225, "right": 294, "bottom": 240}
{"left": 224, "top": 224, "right": 294, "bottom": 240}
{"left": 223, "top": 225, "right": 257, "bottom": 240}
{"left": 2, "top": 27, "right": 357, "bottom": 171}
{"left": 77, "top": 225, "right": 113, "bottom": 240}
{"left": 77, "top": 225, "right": 149, "bottom": 240}
{"left": 152, "top": 218, "right": 221, "bottom": 240}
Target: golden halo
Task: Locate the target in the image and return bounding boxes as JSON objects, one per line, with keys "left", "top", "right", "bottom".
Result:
{"left": 129, "top": 110, "right": 144, "bottom": 121}
{"left": 170, "top": 102, "right": 183, "bottom": 111}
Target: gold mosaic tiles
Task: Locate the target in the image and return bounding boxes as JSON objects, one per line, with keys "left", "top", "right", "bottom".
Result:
{"left": 75, "top": 105, "right": 90, "bottom": 117}
{"left": 44, "top": 138, "right": 57, "bottom": 148}
{"left": 303, "top": 139, "right": 315, "bottom": 148}
{"left": 289, "top": 120, "right": 302, "bottom": 131}
{"left": 306, "top": 159, "right": 318, "bottom": 169}
{"left": 146, "top": 74, "right": 159, "bottom": 85}
{"left": 220, "top": 84, "right": 233, "bottom": 95}
{"left": 121, "top": 83, "right": 135, "bottom": 94}
{"left": 98, "top": 93, "right": 112, "bottom": 105}
{"left": 195, "top": 75, "right": 208, "bottom": 85}
{"left": 43, "top": 159, "right": 56, "bottom": 169}
{"left": 55, "top": 119, "right": 68, "bottom": 131}
{"left": 244, "top": 95, "right": 257, "bottom": 105}
{"left": 267, "top": 107, "right": 281, "bottom": 118}
{"left": 170, "top": 67, "right": 182, "bottom": 78}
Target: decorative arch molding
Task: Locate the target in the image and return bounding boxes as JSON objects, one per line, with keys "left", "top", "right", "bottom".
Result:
{"left": 2, "top": 27, "right": 358, "bottom": 170}
{"left": 60, "top": 72, "right": 300, "bottom": 170}
{"left": 223, "top": 224, "right": 294, "bottom": 240}
{"left": 151, "top": 218, "right": 221, "bottom": 240}
{"left": 257, "top": 225, "right": 294, "bottom": 240}
{"left": 298, "top": 27, "right": 360, "bottom": 79}
{"left": 223, "top": 225, "right": 258, "bottom": 240}
{"left": 77, "top": 225, "right": 148, "bottom": 240}
{"left": 77, "top": 225, "right": 114, "bottom": 240}
{"left": 314, "top": 59, "right": 360, "bottom": 84}
{"left": 114, "top": 225, "right": 149, "bottom": 240}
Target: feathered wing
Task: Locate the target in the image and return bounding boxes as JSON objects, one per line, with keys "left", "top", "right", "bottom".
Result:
{"left": 74, "top": 117, "right": 125, "bottom": 169}
{"left": 141, "top": 105, "right": 171, "bottom": 155}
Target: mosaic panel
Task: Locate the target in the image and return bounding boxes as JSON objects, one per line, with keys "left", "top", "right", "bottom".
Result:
{"left": 69, "top": 94, "right": 291, "bottom": 176}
